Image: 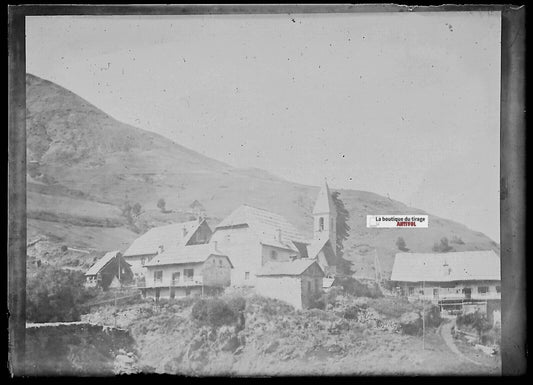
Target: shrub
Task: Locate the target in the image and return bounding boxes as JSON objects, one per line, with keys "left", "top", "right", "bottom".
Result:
{"left": 191, "top": 299, "right": 209, "bottom": 323}
{"left": 227, "top": 296, "right": 246, "bottom": 314}
{"left": 450, "top": 235, "right": 465, "bottom": 245}
{"left": 337, "top": 277, "right": 383, "bottom": 298}
{"left": 132, "top": 203, "right": 142, "bottom": 216}
{"left": 191, "top": 298, "right": 237, "bottom": 328}
{"left": 343, "top": 306, "right": 359, "bottom": 320}
{"left": 395, "top": 237, "right": 409, "bottom": 251}
{"left": 432, "top": 237, "right": 454, "bottom": 253}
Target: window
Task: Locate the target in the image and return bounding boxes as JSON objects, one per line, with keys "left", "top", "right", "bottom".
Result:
{"left": 245, "top": 272, "right": 250, "bottom": 280}
{"left": 141, "top": 257, "right": 146, "bottom": 266}
{"left": 184, "top": 269, "right": 194, "bottom": 281}
{"left": 172, "top": 272, "right": 180, "bottom": 284}
{"left": 308, "top": 281, "right": 312, "bottom": 292}
{"left": 319, "top": 217, "right": 324, "bottom": 231}
{"left": 218, "top": 259, "right": 223, "bottom": 266}
{"left": 154, "top": 270, "right": 163, "bottom": 283}
{"left": 408, "top": 287, "right": 414, "bottom": 296}
{"left": 477, "top": 286, "right": 489, "bottom": 294}
{"left": 433, "top": 288, "right": 439, "bottom": 298}
{"left": 185, "top": 288, "right": 191, "bottom": 296}
{"left": 496, "top": 286, "right": 501, "bottom": 293}
{"left": 271, "top": 250, "right": 278, "bottom": 260}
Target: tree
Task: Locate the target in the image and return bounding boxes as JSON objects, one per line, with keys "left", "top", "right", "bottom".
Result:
{"left": 26, "top": 266, "right": 98, "bottom": 322}
{"left": 132, "top": 202, "right": 142, "bottom": 216}
{"left": 432, "top": 237, "right": 454, "bottom": 252}
{"left": 396, "top": 237, "right": 409, "bottom": 251}
{"left": 157, "top": 198, "right": 166, "bottom": 212}
{"left": 331, "top": 191, "right": 350, "bottom": 258}
{"left": 332, "top": 191, "right": 352, "bottom": 275}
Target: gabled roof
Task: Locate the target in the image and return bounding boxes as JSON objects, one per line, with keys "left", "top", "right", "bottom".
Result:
{"left": 215, "top": 205, "right": 308, "bottom": 252}
{"left": 123, "top": 220, "right": 207, "bottom": 257}
{"left": 144, "top": 243, "right": 232, "bottom": 268}
{"left": 257, "top": 259, "right": 324, "bottom": 277}
{"left": 390, "top": 250, "right": 501, "bottom": 283}
{"left": 313, "top": 179, "right": 336, "bottom": 215}
{"left": 86, "top": 250, "right": 127, "bottom": 276}
{"left": 307, "top": 237, "right": 330, "bottom": 259}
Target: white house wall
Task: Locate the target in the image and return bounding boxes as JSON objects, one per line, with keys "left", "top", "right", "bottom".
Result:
{"left": 255, "top": 276, "right": 303, "bottom": 310}
{"left": 210, "top": 227, "right": 263, "bottom": 287}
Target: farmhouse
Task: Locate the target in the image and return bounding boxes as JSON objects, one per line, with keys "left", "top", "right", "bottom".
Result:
{"left": 390, "top": 250, "right": 501, "bottom": 314}
{"left": 123, "top": 218, "right": 212, "bottom": 277}
{"left": 85, "top": 250, "right": 133, "bottom": 290}
{"left": 209, "top": 180, "right": 338, "bottom": 287}
{"left": 140, "top": 242, "right": 233, "bottom": 300}
{"left": 256, "top": 259, "right": 325, "bottom": 309}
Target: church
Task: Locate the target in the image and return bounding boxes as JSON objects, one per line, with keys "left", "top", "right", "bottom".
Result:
{"left": 209, "top": 179, "right": 338, "bottom": 287}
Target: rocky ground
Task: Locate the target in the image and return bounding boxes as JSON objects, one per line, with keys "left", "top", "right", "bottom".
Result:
{"left": 81, "top": 289, "right": 501, "bottom": 376}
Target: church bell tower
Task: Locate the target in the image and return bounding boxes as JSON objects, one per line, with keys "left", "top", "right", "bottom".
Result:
{"left": 313, "top": 178, "right": 337, "bottom": 255}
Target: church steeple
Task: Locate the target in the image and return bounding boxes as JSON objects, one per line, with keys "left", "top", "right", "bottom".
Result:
{"left": 313, "top": 178, "right": 337, "bottom": 255}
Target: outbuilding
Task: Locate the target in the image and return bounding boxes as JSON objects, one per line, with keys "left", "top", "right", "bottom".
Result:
{"left": 255, "top": 259, "right": 324, "bottom": 310}
{"left": 85, "top": 250, "right": 133, "bottom": 290}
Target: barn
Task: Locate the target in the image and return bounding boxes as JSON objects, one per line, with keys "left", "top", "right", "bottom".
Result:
{"left": 85, "top": 251, "right": 133, "bottom": 290}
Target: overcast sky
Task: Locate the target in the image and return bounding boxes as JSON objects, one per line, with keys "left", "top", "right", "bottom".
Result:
{"left": 26, "top": 12, "right": 501, "bottom": 242}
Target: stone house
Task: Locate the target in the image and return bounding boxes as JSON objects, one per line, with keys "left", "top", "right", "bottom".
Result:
{"left": 255, "top": 259, "right": 325, "bottom": 310}
{"left": 140, "top": 242, "right": 233, "bottom": 300}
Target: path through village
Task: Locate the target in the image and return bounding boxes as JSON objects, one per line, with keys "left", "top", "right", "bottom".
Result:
{"left": 439, "top": 318, "right": 490, "bottom": 368}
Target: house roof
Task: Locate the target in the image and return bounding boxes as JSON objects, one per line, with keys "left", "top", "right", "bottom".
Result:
{"left": 307, "top": 237, "right": 329, "bottom": 259}
{"left": 123, "top": 220, "right": 206, "bottom": 257}
{"left": 256, "top": 259, "right": 324, "bottom": 277}
{"left": 313, "top": 179, "right": 336, "bottom": 215}
{"left": 86, "top": 250, "right": 126, "bottom": 276}
{"left": 144, "top": 243, "right": 232, "bottom": 267}
{"left": 390, "top": 250, "right": 501, "bottom": 283}
{"left": 215, "top": 205, "right": 308, "bottom": 252}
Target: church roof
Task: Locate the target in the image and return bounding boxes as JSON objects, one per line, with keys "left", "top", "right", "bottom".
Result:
{"left": 215, "top": 205, "right": 308, "bottom": 252}
{"left": 313, "top": 179, "right": 336, "bottom": 215}
{"left": 123, "top": 220, "right": 207, "bottom": 257}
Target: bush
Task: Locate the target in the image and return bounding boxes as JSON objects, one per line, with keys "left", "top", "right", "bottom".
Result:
{"left": 227, "top": 296, "right": 246, "bottom": 313}
{"left": 457, "top": 311, "right": 491, "bottom": 338}
{"left": 191, "top": 298, "right": 238, "bottom": 328}
{"left": 343, "top": 306, "right": 359, "bottom": 320}
{"left": 26, "top": 266, "right": 98, "bottom": 322}
{"left": 337, "top": 277, "right": 383, "bottom": 298}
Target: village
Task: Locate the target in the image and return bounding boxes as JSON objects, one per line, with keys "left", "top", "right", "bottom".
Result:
{"left": 73, "top": 179, "right": 502, "bottom": 374}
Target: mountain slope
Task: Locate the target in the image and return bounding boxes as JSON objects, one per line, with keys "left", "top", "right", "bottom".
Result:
{"left": 25, "top": 74, "right": 499, "bottom": 278}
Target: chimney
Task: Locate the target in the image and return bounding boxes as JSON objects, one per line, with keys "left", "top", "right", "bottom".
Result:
{"left": 182, "top": 227, "right": 188, "bottom": 237}
{"left": 157, "top": 245, "right": 164, "bottom": 254}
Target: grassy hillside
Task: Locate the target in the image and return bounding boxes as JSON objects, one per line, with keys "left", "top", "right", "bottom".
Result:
{"left": 25, "top": 73, "right": 499, "bottom": 278}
